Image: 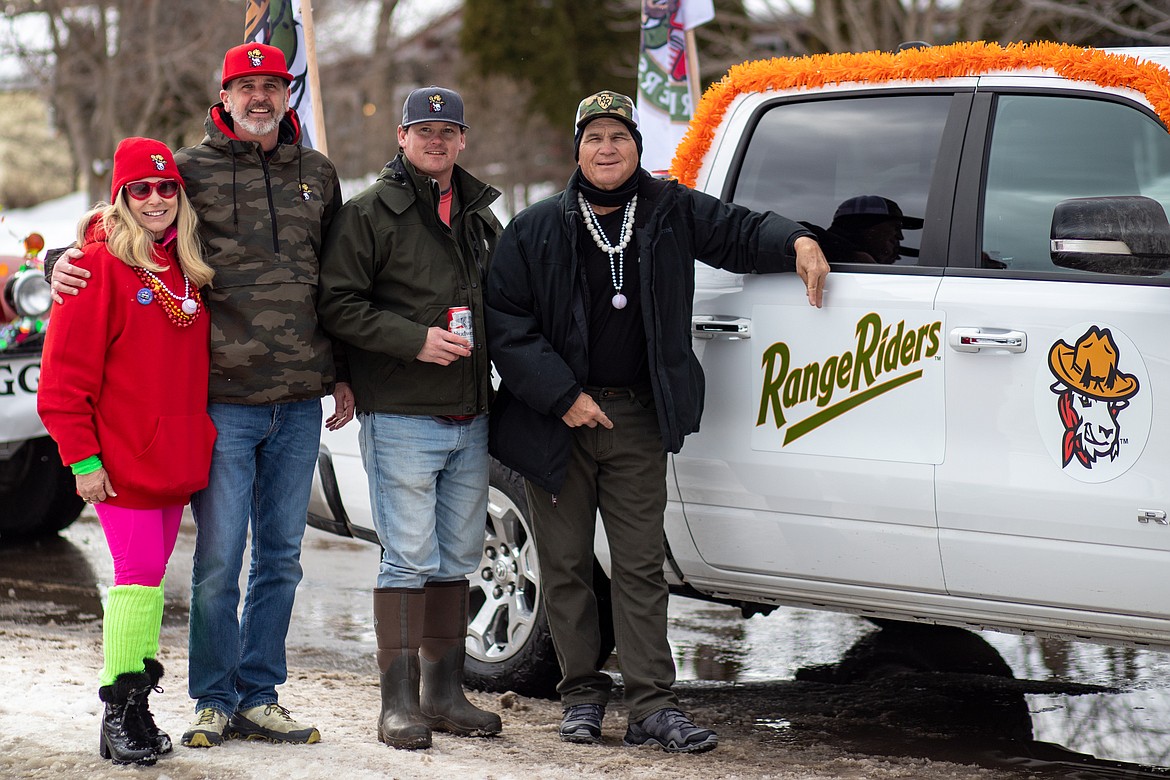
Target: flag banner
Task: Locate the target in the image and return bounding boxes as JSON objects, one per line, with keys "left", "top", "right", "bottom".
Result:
{"left": 244, "top": 0, "right": 320, "bottom": 149}
{"left": 637, "top": 0, "right": 715, "bottom": 172}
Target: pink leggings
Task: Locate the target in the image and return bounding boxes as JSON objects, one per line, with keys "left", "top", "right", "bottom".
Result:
{"left": 95, "top": 504, "right": 184, "bottom": 587}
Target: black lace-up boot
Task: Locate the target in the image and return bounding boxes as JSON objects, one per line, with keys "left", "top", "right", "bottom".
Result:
{"left": 624, "top": 707, "right": 718, "bottom": 753}
{"left": 98, "top": 671, "right": 158, "bottom": 765}
{"left": 132, "top": 658, "right": 172, "bottom": 754}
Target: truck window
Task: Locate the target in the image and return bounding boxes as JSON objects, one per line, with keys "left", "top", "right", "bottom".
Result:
{"left": 729, "top": 94, "right": 953, "bottom": 268}
{"left": 981, "top": 94, "right": 1170, "bottom": 275}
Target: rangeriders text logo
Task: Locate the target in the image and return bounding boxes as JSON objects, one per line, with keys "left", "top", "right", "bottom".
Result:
{"left": 757, "top": 312, "right": 942, "bottom": 445}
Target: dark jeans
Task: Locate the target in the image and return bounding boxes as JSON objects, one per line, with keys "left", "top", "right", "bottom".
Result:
{"left": 188, "top": 399, "right": 321, "bottom": 717}
{"left": 525, "top": 386, "right": 678, "bottom": 722}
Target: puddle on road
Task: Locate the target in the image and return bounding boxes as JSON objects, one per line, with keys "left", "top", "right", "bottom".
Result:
{"left": 669, "top": 601, "right": 1170, "bottom": 777}
{"left": 0, "top": 530, "right": 106, "bottom": 626}
{"left": 0, "top": 516, "right": 189, "bottom": 628}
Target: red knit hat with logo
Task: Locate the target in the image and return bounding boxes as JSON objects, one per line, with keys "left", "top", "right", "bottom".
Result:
{"left": 221, "top": 42, "right": 293, "bottom": 88}
{"left": 110, "top": 137, "right": 183, "bottom": 202}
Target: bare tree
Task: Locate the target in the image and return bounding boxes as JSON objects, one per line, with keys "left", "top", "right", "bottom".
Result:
{"left": 458, "top": 73, "right": 572, "bottom": 216}
{"left": 9, "top": 0, "right": 1167, "bottom": 212}
{"left": 4, "top": 0, "right": 238, "bottom": 204}
{"left": 1021, "top": 0, "right": 1170, "bottom": 45}
{"left": 751, "top": 0, "right": 1170, "bottom": 55}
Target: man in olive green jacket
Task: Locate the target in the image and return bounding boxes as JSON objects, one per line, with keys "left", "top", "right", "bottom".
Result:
{"left": 317, "top": 87, "right": 502, "bottom": 750}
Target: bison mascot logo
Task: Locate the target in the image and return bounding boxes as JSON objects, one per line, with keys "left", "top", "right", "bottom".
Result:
{"left": 1047, "top": 326, "right": 1139, "bottom": 470}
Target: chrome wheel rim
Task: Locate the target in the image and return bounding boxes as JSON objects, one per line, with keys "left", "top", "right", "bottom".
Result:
{"left": 466, "top": 485, "right": 541, "bottom": 663}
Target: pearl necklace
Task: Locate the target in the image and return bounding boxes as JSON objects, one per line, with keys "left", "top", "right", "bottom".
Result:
{"left": 578, "top": 193, "right": 637, "bottom": 310}
{"left": 132, "top": 266, "right": 202, "bottom": 327}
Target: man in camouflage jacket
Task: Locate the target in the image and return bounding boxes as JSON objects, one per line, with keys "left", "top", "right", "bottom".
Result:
{"left": 50, "top": 43, "right": 354, "bottom": 750}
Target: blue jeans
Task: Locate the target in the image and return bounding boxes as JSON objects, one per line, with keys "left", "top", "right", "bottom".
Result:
{"left": 358, "top": 413, "right": 488, "bottom": 589}
{"left": 188, "top": 399, "right": 322, "bottom": 716}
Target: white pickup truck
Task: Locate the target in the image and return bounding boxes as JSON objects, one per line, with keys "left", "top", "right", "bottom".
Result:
{"left": 308, "top": 42, "right": 1170, "bottom": 697}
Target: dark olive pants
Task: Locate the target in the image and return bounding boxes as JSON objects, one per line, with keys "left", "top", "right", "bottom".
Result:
{"left": 525, "top": 386, "right": 678, "bottom": 722}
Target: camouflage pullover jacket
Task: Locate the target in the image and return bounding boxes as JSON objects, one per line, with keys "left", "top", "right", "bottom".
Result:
{"left": 176, "top": 105, "right": 342, "bottom": 405}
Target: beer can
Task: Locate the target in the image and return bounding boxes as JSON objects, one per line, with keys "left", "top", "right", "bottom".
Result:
{"left": 447, "top": 306, "right": 473, "bottom": 348}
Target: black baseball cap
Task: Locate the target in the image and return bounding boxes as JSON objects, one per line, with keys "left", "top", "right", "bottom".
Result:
{"left": 401, "top": 86, "right": 468, "bottom": 129}
{"left": 832, "top": 196, "right": 923, "bottom": 229}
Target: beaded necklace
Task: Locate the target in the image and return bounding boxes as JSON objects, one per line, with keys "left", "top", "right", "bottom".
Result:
{"left": 578, "top": 193, "right": 637, "bottom": 310}
{"left": 132, "top": 266, "right": 202, "bottom": 327}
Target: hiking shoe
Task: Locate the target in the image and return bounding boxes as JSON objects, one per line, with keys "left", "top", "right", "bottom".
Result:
{"left": 229, "top": 704, "right": 321, "bottom": 744}
{"left": 624, "top": 707, "right": 718, "bottom": 753}
{"left": 559, "top": 703, "right": 605, "bottom": 744}
{"left": 181, "top": 707, "right": 228, "bottom": 748}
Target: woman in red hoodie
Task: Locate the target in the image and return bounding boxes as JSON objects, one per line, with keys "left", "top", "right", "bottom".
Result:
{"left": 38, "top": 137, "right": 216, "bottom": 766}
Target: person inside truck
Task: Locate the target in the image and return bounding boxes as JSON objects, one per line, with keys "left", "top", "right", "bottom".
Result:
{"left": 813, "top": 195, "right": 923, "bottom": 265}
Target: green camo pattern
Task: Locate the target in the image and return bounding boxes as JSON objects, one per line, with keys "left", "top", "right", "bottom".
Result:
{"left": 175, "top": 106, "right": 342, "bottom": 405}
{"left": 575, "top": 91, "right": 637, "bottom": 128}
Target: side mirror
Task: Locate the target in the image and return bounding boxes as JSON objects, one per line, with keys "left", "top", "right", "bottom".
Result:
{"left": 1050, "top": 195, "right": 1170, "bottom": 275}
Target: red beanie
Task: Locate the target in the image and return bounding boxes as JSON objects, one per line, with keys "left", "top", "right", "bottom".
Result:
{"left": 110, "top": 137, "right": 183, "bottom": 202}
{"left": 221, "top": 43, "right": 293, "bottom": 88}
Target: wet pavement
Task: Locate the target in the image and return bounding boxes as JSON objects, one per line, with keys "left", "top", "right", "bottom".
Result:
{"left": 3, "top": 511, "right": 1169, "bottom": 779}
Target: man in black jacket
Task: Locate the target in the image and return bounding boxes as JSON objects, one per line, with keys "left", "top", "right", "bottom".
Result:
{"left": 484, "top": 90, "right": 829, "bottom": 754}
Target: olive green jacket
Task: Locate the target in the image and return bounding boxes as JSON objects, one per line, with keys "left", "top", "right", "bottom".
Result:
{"left": 318, "top": 154, "right": 501, "bottom": 415}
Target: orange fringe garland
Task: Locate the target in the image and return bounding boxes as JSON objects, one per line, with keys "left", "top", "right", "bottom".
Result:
{"left": 669, "top": 41, "right": 1170, "bottom": 188}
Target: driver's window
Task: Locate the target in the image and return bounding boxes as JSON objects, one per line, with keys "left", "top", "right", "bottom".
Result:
{"left": 730, "top": 94, "right": 953, "bottom": 268}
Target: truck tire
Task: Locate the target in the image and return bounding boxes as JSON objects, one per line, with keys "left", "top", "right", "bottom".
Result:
{"left": 464, "top": 460, "right": 614, "bottom": 699}
{"left": 0, "top": 437, "right": 84, "bottom": 541}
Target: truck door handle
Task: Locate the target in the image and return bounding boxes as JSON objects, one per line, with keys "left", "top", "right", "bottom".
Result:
{"left": 948, "top": 327, "right": 1027, "bottom": 353}
{"left": 692, "top": 315, "right": 751, "bottom": 339}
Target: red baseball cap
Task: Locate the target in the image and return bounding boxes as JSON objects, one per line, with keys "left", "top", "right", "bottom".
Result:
{"left": 221, "top": 43, "right": 292, "bottom": 88}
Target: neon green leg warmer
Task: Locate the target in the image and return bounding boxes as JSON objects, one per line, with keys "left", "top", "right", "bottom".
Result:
{"left": 100, "top": 584, "right": 163, "bottom": 687}
{"left": 143, "top": 578, "right": 165, "bottom": 662}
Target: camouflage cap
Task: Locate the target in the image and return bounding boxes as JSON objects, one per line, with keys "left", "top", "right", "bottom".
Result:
{"left": 574, "top": 91, "right": 640, "bottom": 132}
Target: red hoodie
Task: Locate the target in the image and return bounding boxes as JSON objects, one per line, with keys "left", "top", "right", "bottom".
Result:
{"left": 37, "top": 222, "right": 216, "bottom": 509}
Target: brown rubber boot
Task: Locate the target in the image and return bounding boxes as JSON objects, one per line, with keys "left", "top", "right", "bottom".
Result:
{"left": 373, "top": 588, "right": 431, "bottom": 749}
{"left": 419, "top": 580, "right": 502, "bottom": 737}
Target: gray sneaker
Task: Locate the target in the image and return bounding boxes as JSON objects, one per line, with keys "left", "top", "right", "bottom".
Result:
{"left": 229, "top": 704, "right": 321, "bottom": 744}
{"left": 624, "top": 707, "right": 717, "bottom": 753}
{"left": 181, "top": 707, "right": 228, "bottom": 748}
{"left": 559, "top": 703, "right": 605, "bottom": 744}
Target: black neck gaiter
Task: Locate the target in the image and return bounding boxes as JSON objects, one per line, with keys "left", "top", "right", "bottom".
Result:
{"left": 572, "top": 167, "right": 642, "bottom": 209}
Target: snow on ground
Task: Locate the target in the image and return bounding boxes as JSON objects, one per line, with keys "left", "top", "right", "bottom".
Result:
{"left": 2, "top": 513, "right": 1018, "bottom": 780}
{"left": 1, "top": 191, "right": 90, "bottom": 258}
{"left": 0, "top": 617, "right": 1019, "bottom": 780}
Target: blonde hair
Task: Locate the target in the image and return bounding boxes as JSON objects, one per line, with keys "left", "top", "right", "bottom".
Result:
{"left": 75, "top": 187, "right": 214, "bottom": 288}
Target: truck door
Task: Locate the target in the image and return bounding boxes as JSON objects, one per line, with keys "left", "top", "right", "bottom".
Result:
{"left": 674, "top": 90, "right": 968, "bottom": 600}
{"left": 935, "top": 87, "right": 1170, "bottom": 621}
